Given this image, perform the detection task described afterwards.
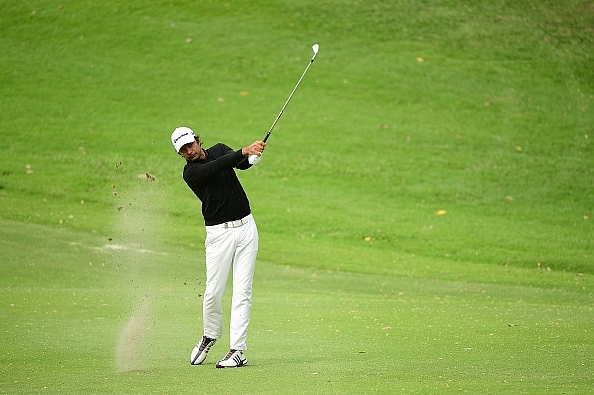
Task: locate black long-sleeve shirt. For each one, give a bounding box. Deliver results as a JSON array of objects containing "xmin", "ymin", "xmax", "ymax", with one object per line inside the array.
[{"xmin": 183, "ymin": 143, "xmax": 252, "ymax": 226}]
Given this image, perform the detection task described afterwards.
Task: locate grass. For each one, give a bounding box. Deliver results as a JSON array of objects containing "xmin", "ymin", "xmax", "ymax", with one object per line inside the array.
[
  {"xmin": 1, "ymin": 0, "xmax": 593, "ymax": 393},
  {"xmin": 2, "ymin": 220, "xmax": 592, "ymax": 394}
]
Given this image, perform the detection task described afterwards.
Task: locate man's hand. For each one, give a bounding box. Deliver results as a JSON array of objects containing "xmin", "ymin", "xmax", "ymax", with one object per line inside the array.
[{"xmin": 242, "ymin": 141, "xmax": 266, "ymax": 157}]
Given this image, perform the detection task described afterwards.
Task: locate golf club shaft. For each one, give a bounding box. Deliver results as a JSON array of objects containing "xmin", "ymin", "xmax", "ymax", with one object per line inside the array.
[{"xmin": 263, "ymin": 50, "xmax": 318, "ymax": 143}]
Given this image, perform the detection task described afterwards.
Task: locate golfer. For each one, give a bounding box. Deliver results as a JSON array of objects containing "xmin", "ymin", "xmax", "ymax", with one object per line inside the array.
[{"xmin": 171, "ymin": 126, "xmax": 265, "ymax": 368}]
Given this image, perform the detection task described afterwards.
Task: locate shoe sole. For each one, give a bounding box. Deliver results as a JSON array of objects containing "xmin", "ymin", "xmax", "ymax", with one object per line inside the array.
[
  {"xmin": 215, "ymin": 358, "xmax": 247, "ymax": 369},
  {"xmin": 215, "ymin": 363, "xmax": 247, "ymax": 368}
]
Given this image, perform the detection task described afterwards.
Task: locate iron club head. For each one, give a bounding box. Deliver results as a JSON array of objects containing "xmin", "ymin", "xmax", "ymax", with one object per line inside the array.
[{"xmin": 312, "ymin": 43, "xmax": 319, "ymax": 55}]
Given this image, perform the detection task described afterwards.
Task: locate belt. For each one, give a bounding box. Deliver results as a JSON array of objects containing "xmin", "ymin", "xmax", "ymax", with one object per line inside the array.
[{"xmin": 208, "ymin": 214, "xmax": 253, "ymax": 229}]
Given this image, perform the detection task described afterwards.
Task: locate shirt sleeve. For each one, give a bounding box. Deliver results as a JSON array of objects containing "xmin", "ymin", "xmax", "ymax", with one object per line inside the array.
[
  {"xmin": 235, "ymin": 156, "xmax": 252, "ymax": 170},
  {"xmin": 183, "ymin": 145, "xmax": 245, "ymax": 186}
]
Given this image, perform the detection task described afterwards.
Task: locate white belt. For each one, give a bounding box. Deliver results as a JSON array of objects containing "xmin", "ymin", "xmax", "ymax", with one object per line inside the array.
[{"xmin": 207, "ymin": 214, "xmax": 253, "ymax": 229}]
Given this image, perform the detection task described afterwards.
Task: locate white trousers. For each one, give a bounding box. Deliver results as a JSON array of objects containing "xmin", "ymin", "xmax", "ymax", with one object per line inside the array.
[{"xmin": 203, "ymin": 214, "xmax": 258, "ymax": 351}]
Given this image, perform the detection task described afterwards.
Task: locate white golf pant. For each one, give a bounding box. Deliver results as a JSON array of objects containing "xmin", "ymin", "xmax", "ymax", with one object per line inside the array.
[{"xmin": 203, "ymin": 214, "xmax": 258, "ymax": 351}]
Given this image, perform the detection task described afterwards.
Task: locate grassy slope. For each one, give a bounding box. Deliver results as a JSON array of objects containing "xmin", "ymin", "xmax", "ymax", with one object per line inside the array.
[
  {"xmin": 1, "ymin": 0, "xmax": 592, "ymax": 273},
  {"xmin": 1, "ymin": 0, "xmax": 593, "ymax": 393}
]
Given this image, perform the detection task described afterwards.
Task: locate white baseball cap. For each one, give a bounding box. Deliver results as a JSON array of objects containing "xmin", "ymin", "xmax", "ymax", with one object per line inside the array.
[{"xmin": 171, "ymin": 126, "xmax": 196, "ymax": 152}]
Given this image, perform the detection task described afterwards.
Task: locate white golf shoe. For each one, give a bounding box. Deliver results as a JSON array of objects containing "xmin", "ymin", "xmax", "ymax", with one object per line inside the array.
[
  {"xmin": 215, "ymin": 350, "xmax": 247, "ymax": 368},
  {"xmin": 190, "ymin": 336, "xmax": 217, "ymax": 365}
]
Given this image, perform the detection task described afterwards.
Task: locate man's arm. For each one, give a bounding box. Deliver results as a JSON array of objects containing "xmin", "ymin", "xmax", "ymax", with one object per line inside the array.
[
  {"xmin": 184, "ymin": 141, "xmax": 266, "ymax": 184},
  {"xmin": 184, "ymin": 145, "xmax": 243, "ymax": 185},
  {"xmin": 236, "ymin": 156, "xmax": 252, "ymax": 170}
]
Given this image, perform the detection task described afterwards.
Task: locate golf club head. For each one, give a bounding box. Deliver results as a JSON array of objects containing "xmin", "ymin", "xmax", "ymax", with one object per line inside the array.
[{"xmin": 312, "ymin": 44, "xmax": 319, "ymax": 55}]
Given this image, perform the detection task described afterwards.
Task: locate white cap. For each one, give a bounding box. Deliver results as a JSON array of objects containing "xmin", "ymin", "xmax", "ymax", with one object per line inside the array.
[{"xmin": 171, "ymin": 126, "xmax": 196, "ymax": 152}]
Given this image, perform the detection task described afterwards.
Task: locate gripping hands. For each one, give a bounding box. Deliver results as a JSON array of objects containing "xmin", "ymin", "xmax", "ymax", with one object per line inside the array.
[
  {"xmin": 248, "ymin": 154, "xmax": 262, "ymax": 164},
  {"xmin": 242, "ymin": 141, "xmax": 266, "ymax": 165}
]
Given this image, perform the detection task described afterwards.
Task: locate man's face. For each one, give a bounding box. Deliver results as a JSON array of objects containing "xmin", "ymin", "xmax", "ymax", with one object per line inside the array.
[{"xmin": 179, "ymin": 139, "xmax": 201, "ymax": 161}]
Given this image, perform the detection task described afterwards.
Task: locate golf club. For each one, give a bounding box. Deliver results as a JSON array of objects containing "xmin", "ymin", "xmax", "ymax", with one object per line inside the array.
[{"xmin": 248, "ymin": 43, "xmax": 319, "ymax": 164}]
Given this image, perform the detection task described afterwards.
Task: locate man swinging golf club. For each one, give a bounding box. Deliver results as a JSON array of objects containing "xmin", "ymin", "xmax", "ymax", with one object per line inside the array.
[
  {"xmin": 171, "ymin": 126, "xmax": 265, "ymax": 368},
  {"xmin": 172, "ymin": 43, "xmax": 318, "ymax": 368}
]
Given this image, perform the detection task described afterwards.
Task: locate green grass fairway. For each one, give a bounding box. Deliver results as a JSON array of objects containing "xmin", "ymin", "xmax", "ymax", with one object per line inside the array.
[
  {"xmin": 1, "ymin": 1, "xmax": 593, "ymax": 394},
  {"xmin": 2, "ymin": 220, "xmax": 592, "ymax": 394}
]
